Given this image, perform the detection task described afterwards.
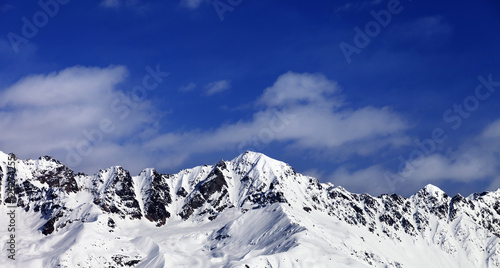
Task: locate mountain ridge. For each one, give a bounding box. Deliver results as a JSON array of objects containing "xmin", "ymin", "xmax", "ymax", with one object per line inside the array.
[{"xmin": 1, "ymin": 150, "xmax": 500, "ymax": 267}]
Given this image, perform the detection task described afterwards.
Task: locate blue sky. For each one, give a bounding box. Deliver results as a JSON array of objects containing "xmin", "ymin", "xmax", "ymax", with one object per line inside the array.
[{"xmin": 0, "ymin": 0, "xmax": 499, "ymax": 196}]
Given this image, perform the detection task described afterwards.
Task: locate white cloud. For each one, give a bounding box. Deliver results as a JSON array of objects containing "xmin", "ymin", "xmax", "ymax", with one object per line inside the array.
[
  {"xmin": 0, "ymin": 65, "xmax": 158, "ymax": 174},
  {"xmin": 402, "ymin": 154, "xmax": 493, "ymax": 182},
  {"xmin": 398, "ymin": 119, "xmax": 500, "ymax": 184},
  {"xmin": 337, "ymin": 118, "xmax": 500, "ymax": 195},
  {"xmin": 330, "ymin": 152, "xmax": 494, "ymax": 196},
  {"xmin": 0, "ymin": 69, "xmax": 412, "ymax": 180},
  {"xmin": 482, "ymin": 119, "xmax": 500, "ymax": 139},
  {"xmin": 331, "ymin": 165, "xmax": 389, "ymax": 194},
  {"xmin": 205, "ymin": 80, "xmax": 231, "ymax": 96},
  {"xmin": 0, "ymin": 66, "xmax": 125, "ymax": 107},
  {"xmin": 258, "ymin": 72, "xmax": 339, "ymax": 107},
  {"xmin": 146, "ymin": 72, "xmax": 409, "ymax": 170}
]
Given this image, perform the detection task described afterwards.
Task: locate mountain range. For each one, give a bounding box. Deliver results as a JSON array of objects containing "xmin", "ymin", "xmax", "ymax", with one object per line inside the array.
[{"xmin": 1, "ymin": 150, "xmax": 500, "ymax": 267}]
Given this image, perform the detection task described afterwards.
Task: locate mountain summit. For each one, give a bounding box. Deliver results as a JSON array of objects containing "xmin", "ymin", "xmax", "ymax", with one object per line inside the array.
[{"xmin": 1, "ymin": 151, "xmax": 500, "ymax": 267}]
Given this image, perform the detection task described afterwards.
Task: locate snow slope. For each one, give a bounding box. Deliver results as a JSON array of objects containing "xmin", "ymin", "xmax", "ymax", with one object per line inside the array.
[{"xmin": 1, "ymin": 151, "xmax": 500, "ymax": 267}]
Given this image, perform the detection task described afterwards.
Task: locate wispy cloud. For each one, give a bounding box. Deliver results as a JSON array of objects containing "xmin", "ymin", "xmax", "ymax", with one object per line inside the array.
[
  {"xmin": 146, "ymin": 72, "xmax": 409, "ymax": 169},
  {"xmin": 332, "ymin": 118, "xmax": 500, "ymax": 195},
  {"xmin": 389, "ymin": 16, "xmax": 453, "ymax": 48},
  {"xmin": 335, "ymin": 0, "xmax": 383, "ymax": 13},
  {"xmin": 179, "ymin": 0, "xmax": 205, "ymax": 9},
  {"xmin": 205, "ymin": 80, "xmax": 231, "ymax": 96},
  {"xmin": 101, "ymin": 0, "xmax": 121, "ymax": 8},
  {"xmin": 0, "ymin": 4, "xmax": 14, "ymax": 13},
  {"xmin": 0, "ymin": 38, "xmax": 37, "ymax": 61},
  {"xmin": 179, "ymin": 82, "xmax": 196, "ymax": 92},
  {"xmin": 331, "ymin": 165, "xmax": 389, "ymax": 194},
  {"xmin": 100, "ymin": 0, "xmax": 148, "ymax": 13},
  {"xmin": 0, "ymin": 69, "xmax": 411, "ymax": 178}
]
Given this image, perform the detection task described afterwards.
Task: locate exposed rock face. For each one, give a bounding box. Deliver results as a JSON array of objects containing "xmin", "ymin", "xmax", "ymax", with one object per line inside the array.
[
  {"xmin": 180, "ymin": 163, "xmax": 229, "ymax": 220},
  {"xmin": 142, "ymin": 169, "xmax": 172, "ymax": 226},
  {"xmin": 33, "ymin": 156, "xmax": 79, "ymax": 194},
  {"xmin": 89, "ymin": 167, "xmax": 142, "ymax": 220},
  {"xmin": 4, "ymin": 151, "xmax": 500, "ymax": 238}
]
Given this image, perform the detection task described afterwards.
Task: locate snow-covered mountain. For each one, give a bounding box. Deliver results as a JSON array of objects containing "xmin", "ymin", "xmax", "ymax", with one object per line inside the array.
[{"xmin": 1, "ymin": 150, "xmax": 500, "ymax": 267}]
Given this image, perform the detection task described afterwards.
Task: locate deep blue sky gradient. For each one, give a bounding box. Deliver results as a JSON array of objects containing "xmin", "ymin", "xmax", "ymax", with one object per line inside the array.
[{"xmin": 0, "ymin": 0, "xmax": 499, "ymax": 196}]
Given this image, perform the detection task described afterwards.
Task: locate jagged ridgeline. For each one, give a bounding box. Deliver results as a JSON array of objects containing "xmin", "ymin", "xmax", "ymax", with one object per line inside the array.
[{"xmin": 1, "ymin": 151, "xmax": 500, "ymax": 267}]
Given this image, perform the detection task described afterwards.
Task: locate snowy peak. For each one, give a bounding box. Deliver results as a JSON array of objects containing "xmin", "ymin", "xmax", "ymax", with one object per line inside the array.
[
  {"xmin": 231, "ymin": 150, "xmax": 267, "ymax": 164},
  {"xmin": 418, "ymin": 183, "xmax": 447, "ymax": 198},
  {"xmin": 230, "ymin": 151, "xmax": 296, "ymax": 179},
  {"xmin": 3, "ymin": 151, "xmax": 500, "ymax": 267},
  {"xmin": 0, "ymin": 150, "xmax": 12, "ymax": 163},
  {"xmin": 410, "ymin": 184, "xmax": 450, "ymax": 221}
]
